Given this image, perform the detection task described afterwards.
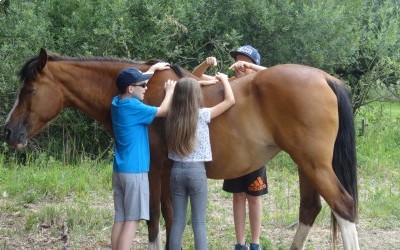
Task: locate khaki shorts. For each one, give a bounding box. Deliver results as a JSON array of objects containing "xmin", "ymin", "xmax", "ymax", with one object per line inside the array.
[{"xmin": 112, "ymin": 172, "xmax": 149, "ymax": 222}]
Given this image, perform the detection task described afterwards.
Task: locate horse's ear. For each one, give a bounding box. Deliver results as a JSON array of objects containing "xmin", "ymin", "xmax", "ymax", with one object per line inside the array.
[{"xmin": 39, "ymin": 48, "xmax": 48, "ymax": 70}]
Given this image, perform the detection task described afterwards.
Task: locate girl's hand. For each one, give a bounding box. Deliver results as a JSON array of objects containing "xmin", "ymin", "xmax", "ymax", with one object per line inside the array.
[{"xmin": 164, "ymin": 79, "xmax": 177, "ymax": 93}]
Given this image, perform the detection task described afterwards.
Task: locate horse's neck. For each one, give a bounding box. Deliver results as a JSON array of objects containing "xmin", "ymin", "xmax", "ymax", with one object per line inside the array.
[{"xmin": 51, "ymin": 61, "xmax": 149, "ymax": 132}]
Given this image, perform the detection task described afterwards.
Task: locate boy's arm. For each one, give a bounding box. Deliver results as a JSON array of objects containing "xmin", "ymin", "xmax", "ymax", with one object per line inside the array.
[
  {"xmin": 229, "ymin": 61, "xmax": 267, "ymax": 72},
  {"xmin": 192, "ymin": 57, "xmax": 217, "ymax": 78},
  {"xmin": 145, "ymin": 62, "xmax": 171, "ymax": 74}
]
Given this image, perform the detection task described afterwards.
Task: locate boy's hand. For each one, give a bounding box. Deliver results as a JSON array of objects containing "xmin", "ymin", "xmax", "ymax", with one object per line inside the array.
[
  {"xmin": 205, "ymin": 57, "xmax": 217, "ymax": 67},
  {"xmin": 229, "ymin": 61, "xmax": 249, "ymax": 72},
  {"xmin": 149, "ymin": 62, "xmax": 171, "ymax": 72}
]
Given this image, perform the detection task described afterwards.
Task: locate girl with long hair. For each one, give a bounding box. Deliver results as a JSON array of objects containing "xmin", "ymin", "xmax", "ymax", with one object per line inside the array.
[{"xmin": 166, "ymin": 73, "xmax": 235, "ymax": 250}]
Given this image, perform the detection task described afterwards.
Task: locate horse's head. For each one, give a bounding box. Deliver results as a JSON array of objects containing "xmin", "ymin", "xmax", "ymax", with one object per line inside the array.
[{"xmin": 4, "ymin": 48, "xmax": 64, "ymax": 149}]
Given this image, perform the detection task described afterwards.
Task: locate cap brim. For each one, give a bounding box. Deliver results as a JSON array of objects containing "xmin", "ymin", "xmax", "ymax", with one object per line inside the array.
[
  {"xmin": 229, "ymin": 51, "xmax": 256, "ymax": 64},
  {"xmin": 142, "ymin": 73, "xmax": 153, "ymax": 80},
  {"xmin": 229, "ymin": 51, "xmax": 241, "ymax": 59},
  {"xmin": 132, "ymin": 73, "xmax": 153, "ymax": 85}
]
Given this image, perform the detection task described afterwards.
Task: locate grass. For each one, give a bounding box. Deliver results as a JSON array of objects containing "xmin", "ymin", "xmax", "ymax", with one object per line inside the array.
[
  {"xmin": 0, "ymin": 158, "xmax": 113, "ymax": 249},
  {"xmin": 0, "ymin": 157, "xmax": 111, "ymax": 203},
  {"xmin": 355, "ymin": 101, "xmax": 400, "ymax": 228},
  {"xmin": 0, "ymin": 101, "xmax": 399, "ymax": 249}
]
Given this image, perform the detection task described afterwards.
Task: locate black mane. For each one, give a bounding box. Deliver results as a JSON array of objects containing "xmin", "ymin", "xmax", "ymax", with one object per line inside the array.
[
  {"xmin": 19, "ymin": 56, "xmax": 42, "ymax": 83},
  {"xmin": 170, "ymin": 65, "xmax": 185, "ymax": 78},
  {"xmin": 18, "ymin": 53, "xmax": 160, "ymax": 84}
]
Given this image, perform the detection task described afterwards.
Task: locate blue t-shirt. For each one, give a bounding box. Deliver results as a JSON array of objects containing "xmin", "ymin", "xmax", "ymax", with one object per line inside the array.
[{"xmin": 111, "ymin": 96, "xmax": 157, "ymax": 173}]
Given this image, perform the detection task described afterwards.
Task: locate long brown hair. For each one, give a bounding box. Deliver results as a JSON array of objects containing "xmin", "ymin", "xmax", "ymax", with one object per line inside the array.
[{"xmin": 165, "ymin": 78, "xmax": 203, "ymax": 156}]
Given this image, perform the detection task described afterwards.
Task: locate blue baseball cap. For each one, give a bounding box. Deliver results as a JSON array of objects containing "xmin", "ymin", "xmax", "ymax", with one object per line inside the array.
[
  {"xmin": 116, "ymin": 67, "xmax": 153, "ymax": 93},
  {"xmin": 230, "ymin": 45, "xmax": 261, "ymax": 65}
]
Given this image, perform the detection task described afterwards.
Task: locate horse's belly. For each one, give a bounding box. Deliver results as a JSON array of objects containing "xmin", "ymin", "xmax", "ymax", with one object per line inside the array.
[{"xmin": 205, "ymin": 145, "xmax": 280, "ymax": 179}]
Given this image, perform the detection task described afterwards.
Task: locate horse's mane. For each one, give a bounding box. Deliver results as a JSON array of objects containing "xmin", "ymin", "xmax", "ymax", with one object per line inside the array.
[
  {"xmin": 19, "ymin": 56, "xmax": 44, "ymax": 83},
  {"xmin": 170, "ymin": 65, "xmax": 185, "ymax": 78},
  {"xmin": 18, "ymin": 52, "xmax": 164, "ymax": 84}
]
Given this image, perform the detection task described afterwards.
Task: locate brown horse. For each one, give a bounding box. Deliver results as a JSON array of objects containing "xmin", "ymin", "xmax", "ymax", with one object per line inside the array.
[{"xmin": 4, "ymin": 49, "xmax": 359, "ymax": 249}]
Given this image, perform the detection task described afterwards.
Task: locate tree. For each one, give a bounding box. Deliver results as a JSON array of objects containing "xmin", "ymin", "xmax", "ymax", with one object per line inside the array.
[
  {"xmin": 1, "ymin": 0, "xmax": 399, "ymax": 159},
  {"xmin": 334, "ymin": 0, "xmax": 400, "ymax": 112}
]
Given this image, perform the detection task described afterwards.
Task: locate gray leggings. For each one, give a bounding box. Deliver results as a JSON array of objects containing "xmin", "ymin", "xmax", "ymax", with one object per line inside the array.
[{"xmin": 168, "ymin": 161, "xmax": 208, "ymax": 250}]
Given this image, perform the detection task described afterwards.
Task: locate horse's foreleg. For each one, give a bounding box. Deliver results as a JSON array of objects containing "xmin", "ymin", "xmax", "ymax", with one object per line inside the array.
[
  {"xmin": 148, "ymin": 166, "xmax": 162, "ymax": 250},
  {"xmin": 160, "ymin": 165, "xmax": 173, "ymax": 250},
  {"xmin": 290, "ymin": 170, "xmax": 322, "ymax": 250}
]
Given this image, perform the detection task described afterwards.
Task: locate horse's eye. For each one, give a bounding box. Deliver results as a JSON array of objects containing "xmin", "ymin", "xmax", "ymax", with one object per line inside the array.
[{"xmin": 22, "ymin": 87, "xmax": 36, "ymax": 94}]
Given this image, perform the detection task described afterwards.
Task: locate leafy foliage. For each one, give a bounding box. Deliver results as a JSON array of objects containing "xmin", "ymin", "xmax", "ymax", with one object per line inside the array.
[{"xmin": 1, "ymin": 0, "xmax": 399, "ymax": 159}]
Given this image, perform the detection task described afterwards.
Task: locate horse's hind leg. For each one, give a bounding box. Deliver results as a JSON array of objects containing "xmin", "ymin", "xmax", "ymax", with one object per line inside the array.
[
  {"xmin": 333, "ymin": 212, "xmax": 360, "ymax": 250},
  {"xmin": 297, "ymin": 160, "xmax": 359, "ymax": 250},
  {"xmin": 290, "ymin": 171, "xmax": 322, "ymax": 250}
]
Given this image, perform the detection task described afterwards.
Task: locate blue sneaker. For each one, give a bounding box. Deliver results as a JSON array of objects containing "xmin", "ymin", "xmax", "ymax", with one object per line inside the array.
[
  {"xmin": 234, "ymin": 243, "xmax": 248, "ymax": 250},
  {"xmin": 249, "ymin": 243, "xmax": 261, "ymax": 250}
]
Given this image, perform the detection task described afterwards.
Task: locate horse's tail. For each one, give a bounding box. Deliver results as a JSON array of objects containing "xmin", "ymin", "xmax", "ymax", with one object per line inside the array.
[{"xmin": 326, "ymin": 78, "xmax": 358, "ymax": 245}]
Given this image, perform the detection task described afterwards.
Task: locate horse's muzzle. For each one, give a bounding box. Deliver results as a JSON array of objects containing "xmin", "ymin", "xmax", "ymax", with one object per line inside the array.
[{"xmin": 3, "ymin": 123, "xmax": 28, "ymax": 150}]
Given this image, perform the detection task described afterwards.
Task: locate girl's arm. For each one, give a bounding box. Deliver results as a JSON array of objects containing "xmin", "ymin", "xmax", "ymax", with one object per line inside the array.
[
  {"xmin": 210, "ymin": 73, "xmax": 235, "ymax": 119},
  {"xmin": 198, "ymin": 79, "xmax": 218, "ymax": 85},
  {"xmin": 156, "ymin": 79, "xmax": 177, "ymax": 117}
]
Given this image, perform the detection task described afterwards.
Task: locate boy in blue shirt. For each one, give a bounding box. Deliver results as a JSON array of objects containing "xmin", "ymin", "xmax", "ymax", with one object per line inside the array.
[{"xmin": 110, "ymin": 63, "xmax": 176, "ymax": 250}]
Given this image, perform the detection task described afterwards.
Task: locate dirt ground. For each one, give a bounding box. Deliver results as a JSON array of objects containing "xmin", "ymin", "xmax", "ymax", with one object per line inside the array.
[
  {"xmin": 1, "ymin": 209, "xmax": 399, "ymax": 249},
  {"xmin": 1, "ymin": 179, "xmax": 399, "ymax": 250}
]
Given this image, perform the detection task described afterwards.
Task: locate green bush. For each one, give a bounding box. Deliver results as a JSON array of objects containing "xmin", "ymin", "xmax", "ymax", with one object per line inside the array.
[{"xmin": 1, "ymin": 0, "xmax": 399, "ymax": 161}]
